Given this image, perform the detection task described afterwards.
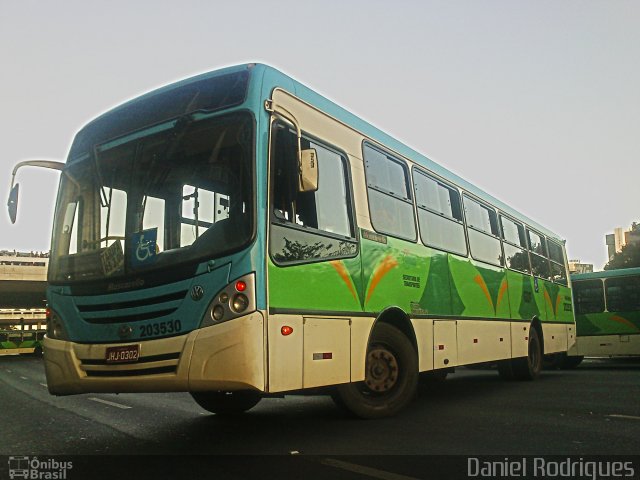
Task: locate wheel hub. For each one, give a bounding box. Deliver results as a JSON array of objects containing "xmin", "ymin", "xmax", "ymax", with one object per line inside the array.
[{"xmin": 365, "ymin": 347, "xmax": 399, "ymax": 393}]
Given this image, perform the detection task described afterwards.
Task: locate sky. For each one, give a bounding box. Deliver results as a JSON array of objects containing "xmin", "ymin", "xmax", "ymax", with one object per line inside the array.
[{"xmin": 0, "ymin": 0, "xmax": 638, "ymax": 270}]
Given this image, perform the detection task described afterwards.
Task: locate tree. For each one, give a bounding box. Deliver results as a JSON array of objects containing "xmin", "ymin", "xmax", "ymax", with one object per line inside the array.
[{"xmin": 604, "ymin": 241, "xmax": 640, "ymax": 270}]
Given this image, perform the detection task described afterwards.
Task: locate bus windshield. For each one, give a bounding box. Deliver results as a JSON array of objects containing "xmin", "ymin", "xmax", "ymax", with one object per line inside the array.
[{"xmin": 49, "ymin": 111, "xmax": 254, "ymax": 284}]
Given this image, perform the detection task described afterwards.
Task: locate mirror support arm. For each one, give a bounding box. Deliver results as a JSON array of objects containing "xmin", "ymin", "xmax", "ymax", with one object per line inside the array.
[
  {"xmin": 10, "ymin": 160, "xmax": 65, "ymax": 189},
  {"xmin": 8, "ymin": 159, "xmax": 65, "ymax": 224}
]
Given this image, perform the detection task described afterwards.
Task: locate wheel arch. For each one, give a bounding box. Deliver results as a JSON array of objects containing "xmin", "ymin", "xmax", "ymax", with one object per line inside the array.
[
  {"xmin": 370, "ymin": 307, "xmax": 418, "ymax": 353},
  {"xmin": 531, "ymin": 316, "xmax": 545, "ymax": 355}
]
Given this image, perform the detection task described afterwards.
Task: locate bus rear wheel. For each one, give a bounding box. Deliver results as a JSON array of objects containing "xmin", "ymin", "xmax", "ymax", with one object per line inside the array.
[
  {"xmin": 498, "ymin": 326, "xmax": 542, "ymax": 381},
  {"xmin": 333, "ymin": 323, "xmax": 418, "ymax": 419},
  {"xmin": 190, "ymin": 390, "xmax": 262, "ymax": 415},
  {"xmin": 513, "ymin": 326, "xmax": 542, "ymax": 380}
]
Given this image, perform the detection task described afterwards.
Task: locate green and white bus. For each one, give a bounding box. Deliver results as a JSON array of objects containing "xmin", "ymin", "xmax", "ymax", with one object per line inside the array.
[
  {"xmin": 0, "ymin": 325, "xmax": 45, "ymax": 356},
  {"xmin": 567, "ymin": 267, "xmax": 640, "ymax": 366},
  {"xmin": 8, "ymin": 64, "xmax": 575, "ymax": 417}
]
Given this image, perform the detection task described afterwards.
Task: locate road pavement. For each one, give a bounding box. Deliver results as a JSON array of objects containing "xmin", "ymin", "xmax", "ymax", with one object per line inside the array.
[{"xmin": 2, "ymin": 355, "xmax": 639, "ymax": 479}]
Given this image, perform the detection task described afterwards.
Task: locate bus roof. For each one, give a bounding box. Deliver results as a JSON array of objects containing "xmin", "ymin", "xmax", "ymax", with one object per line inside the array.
[{"xmin": 572, "ymin": 267, "xmax": 640, "ymax": 281}]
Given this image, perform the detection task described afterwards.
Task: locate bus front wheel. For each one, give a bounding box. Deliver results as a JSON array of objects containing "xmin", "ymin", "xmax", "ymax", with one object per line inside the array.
[
  {"xmin": 190, "ymin": 390, "xmax": 262, "ymax": 415},
  {"xmin": 333, "ymin": 323, "xmax": 418, "ymax": 419}
]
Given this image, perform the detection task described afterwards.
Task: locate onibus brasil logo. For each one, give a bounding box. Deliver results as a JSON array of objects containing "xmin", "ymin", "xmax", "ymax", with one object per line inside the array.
[{"xmin": 8, "ymin": 456, "xmax": 73, "ymax": 479}]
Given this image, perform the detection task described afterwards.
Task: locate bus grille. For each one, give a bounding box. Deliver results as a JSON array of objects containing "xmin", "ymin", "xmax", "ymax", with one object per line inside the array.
[
  {"xmin": 75, "ymin": 290, "xmax": 188, "ymax": 324},
  {"xmin": 80, "ymin": 351, "xmax": 181, "ymax": 377}
]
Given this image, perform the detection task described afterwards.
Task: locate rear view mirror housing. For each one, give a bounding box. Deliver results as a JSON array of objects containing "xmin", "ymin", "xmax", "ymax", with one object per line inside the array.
[
  {"xmin": 298, "ymin": 148, "xmax": 318, "ymax": 192},
  {"xmin": 7, "ymin": 183, "xmax": 19, "ymax": 224}
]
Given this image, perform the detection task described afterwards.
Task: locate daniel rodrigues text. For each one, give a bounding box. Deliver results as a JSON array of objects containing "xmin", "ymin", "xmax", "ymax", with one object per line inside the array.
[{"xmin": 468, "ymin": 457, "xmax": 635, "ymax": 480}]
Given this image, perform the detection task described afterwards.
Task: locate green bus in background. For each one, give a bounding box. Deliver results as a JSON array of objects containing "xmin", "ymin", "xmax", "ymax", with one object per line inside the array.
[
  {"xmin": 8, "ymin": 64, "xmax": 575, "ymax": 418},
  {"xmin": 0, "ymin": 326, "xmax": 45, "ymax": 356},
  {"xmin": 567, "ymin": 267, "xmax": 640, "ymax": 367}
]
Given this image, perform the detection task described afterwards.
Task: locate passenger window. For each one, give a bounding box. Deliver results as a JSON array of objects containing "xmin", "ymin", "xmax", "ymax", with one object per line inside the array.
[
  {"xmin": 414, "ymin": 171, "xmax": 466, "ymax": 255},
  {"xmin": 500, "ymin": 216, "xmax": 530, "ymax": 274},
  {"xmin": 527, "ymin": 229, "xmax": 551, "ymax": 279},
  {"xmin": 548, "ymin": 240, "xmax": 568, "ymax": 285},
  {"xmin": 464, "ymin": 196, "xmax": 500, "ymax": 237},
  {"xmin": 501, "ymin": 216, "xmax": 527, "ymax": 248},
  {"xmin": 527, "ymin": 230, "xmax": 547, "ymax": 256},
  {"xmin": 573, "ymin": 280, "xmax": 605, "ymax": 314},
  {"xmin": 605, "ymin": 276, "xmax": 640, "ymax": 312},
  {"xmin": 364, "ymin": 144, "xmax": 416, "ymax": 241},
  {"xmin": 464, "ymin": 196, "xmax": 503, "ymax": 266}
]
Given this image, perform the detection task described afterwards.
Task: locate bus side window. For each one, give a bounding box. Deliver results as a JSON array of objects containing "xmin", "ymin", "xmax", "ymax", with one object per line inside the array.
[
  {"xmin": 363, "ymin": 144, "xmax": 416, "ymax": 241},
  {"xmin": 547, "ymin": 240, "xmax": 568, "ymax": 286},
  {"xmin": 500, "ymin": 215, "xmax": 531, "ymax": 274},
  {"xmin": 270, "ymin": 123, "xmax": 356, "ymax": 264},
  {"xmin": 573, "ymin": 280, "xmax": 605, "ymax": 314},
  {"xmin": 527, "ymin": 229, "xmax": 552, "ymax": 280},
  {"xmin": 605, "ymin": 276, "xmax": 640, "ymax": 312},
  {"xmin": 463, "ymin": 195, "xmax": 503, "ymax": 266}
]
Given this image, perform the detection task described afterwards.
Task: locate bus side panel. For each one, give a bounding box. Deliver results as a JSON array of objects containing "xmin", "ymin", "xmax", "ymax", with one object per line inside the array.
[
  {"xmin": 411, "ymin": 318, "xmax": 434, "ymax": 372},
  {"xmin": 303, "ymin": 317, "xmax": 350, "ymax": 388},
  {"xmin": 575, "ymin": 334, "xmax": 640, "ymax": 357},
  {"xmin": 448, "ymin": 257, "xmax": 510, "ymax": 319},
  {"xmin": 511, "ymin": 322, "xmax": 530, "ymax": 358},
  {"xmin": 267, "ymin": 313, "xmax": 303, "ymax": 392},
  {"xmin": 457, "ymin": 320, "xmax": 511, "ymax": 365},
  {"xmin": 506, "ymin": 270, "xmax": 543, "ymax": 322},
  {"xmin": 576, "ymin": 311, "xmax": 640, "ymax": 337},
  {"xmin": 362, "ymin": 238, "xmax": 451, "ymax": 317},
  {"xmin": 433, "ymin": 320, "xmax": 457, "ymax": 369},
  {"xmin": 542, "ymin": 281, "xmax": 573, "ymax": 324},
  {"xmin": 268, "ymin": 257, "xmax": 363, "ymax": 314},
  {"xmin": 541, "ymin": 323, "xmax": 568, "ymax": 354}
]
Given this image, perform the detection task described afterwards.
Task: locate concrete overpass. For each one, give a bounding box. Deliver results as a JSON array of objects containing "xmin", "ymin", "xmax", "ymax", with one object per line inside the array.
[{"xmin": 0, "ymin": 253, "xmax": 47, "ymax": 310}]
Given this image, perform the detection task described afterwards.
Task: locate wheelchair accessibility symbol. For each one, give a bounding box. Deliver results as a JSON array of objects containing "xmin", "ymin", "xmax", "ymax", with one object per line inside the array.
[{"xmin": 130, "ymin": 228, "xmax": 157, "ymax": 267}]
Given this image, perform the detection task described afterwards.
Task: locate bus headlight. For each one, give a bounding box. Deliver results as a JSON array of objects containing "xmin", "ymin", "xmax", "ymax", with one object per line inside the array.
[
  {"xmin": 201, "ymin": 273, "xmax": 256, "ymax": 328},
  {"xmin": 212, "ymin": 305, "xmax": 225, "ymax": 321},
  {"xmin": 46, "ymin": 309, "xmax": 70, "ymax": 341},
  {"xmin": 232, "ymin": 294, "xmax": 249, "ymax": 313}
]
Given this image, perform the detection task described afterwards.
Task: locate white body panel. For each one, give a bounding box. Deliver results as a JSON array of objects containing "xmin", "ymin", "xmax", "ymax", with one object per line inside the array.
[
  {"xmin": 43, "ymin": 312, "xmax": 265, "ymax": 395},
  {"xmin": 541, "ymin": 323, "xmax": 569, "ymax": 354},
  {"xmin": 573, "ymin": 334, "xmax": 640, "ymax": 357}
]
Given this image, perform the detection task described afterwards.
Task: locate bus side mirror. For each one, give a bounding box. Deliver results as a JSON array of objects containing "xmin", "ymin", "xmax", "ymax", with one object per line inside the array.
[
  {"xmin": 298, "ymin": 148, "xmax": 318, "ymax": 193},
  {"xmin": 7, "ymin": 183, "xmax": 19, "ymax": 224}
]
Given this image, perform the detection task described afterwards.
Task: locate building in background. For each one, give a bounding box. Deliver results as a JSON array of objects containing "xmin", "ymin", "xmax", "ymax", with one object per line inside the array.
[
  {"xmin": 568, "ymin": 259, "xmax": 593, "ymax": 274},
  {"xmin": 606, "ymin": 222, "xmax": 640, "ymax": 260}
]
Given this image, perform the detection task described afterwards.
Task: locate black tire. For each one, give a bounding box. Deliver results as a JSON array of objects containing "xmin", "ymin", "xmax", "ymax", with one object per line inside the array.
[
  {"xmin": 333, "ymin": 323, "xmax": 418, "ymax": 419},
  {"xmin": 32, "ymin": 346, "xmax": 43, "ymax": 357},
  {"xmin": 190, "ymin": 390, "xmax": 262, "ymax": 415},
  {"xmin": 561, "ymin": 355, "xmax": 584, "ymax": 369},
  {"xmin": 498, "ymin": 326, "xmax": 542, "ymax": 381},
  {"xmin": 512, "ymin": 326, "xmax": 542, "ymax": 380}
]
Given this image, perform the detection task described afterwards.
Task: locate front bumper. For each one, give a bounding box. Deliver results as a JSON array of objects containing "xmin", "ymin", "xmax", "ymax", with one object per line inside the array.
[{"xmin": 43, "ymin": 311, "xmax": 265, "ymax": 395}]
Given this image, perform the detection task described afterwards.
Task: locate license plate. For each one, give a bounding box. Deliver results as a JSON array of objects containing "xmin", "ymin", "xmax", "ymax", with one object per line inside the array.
[{"xmin": 105, "ymin": 344, "xmax": 140, "ymax": 364}]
